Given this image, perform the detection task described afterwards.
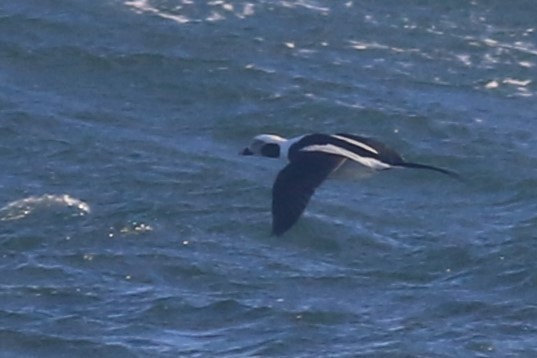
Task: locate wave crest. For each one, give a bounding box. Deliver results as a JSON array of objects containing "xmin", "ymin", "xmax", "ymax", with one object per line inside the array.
[
  {"xmin": 125, "ymin": 0, "xmax": 256, "ymax": 24},
  {"xmin": 0, "ymin": 194, "xmax": 91, "ymax": 221}
]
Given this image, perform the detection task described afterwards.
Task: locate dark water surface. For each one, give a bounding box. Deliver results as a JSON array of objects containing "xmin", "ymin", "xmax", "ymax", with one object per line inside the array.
[{"xmin": 1, "ymin": 1, "xmax": 537, "ymax": 356}]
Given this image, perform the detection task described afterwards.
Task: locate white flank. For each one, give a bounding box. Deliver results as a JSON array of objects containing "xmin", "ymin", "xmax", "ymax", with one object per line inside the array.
[
  {"xmin": 331, "ymin": 135, "xmax": 379, "ymax": 155},
  {"xmin": 301, "ymin": 144, "xmax": 390, "ymax": 170}
]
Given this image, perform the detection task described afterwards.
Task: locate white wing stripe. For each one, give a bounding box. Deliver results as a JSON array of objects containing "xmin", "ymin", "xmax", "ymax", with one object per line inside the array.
[
  {"xmin": 331, "ymin": 135, "xmax": 379, "ymax": 155},
  {"xmin": 300, "ymin": 144, "xmax": 390, "ymax": 170}
]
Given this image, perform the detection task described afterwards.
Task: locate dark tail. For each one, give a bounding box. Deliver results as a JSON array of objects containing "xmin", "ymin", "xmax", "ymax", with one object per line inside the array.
[{"xmin": 398, "ymin": 162, "xmax": 462, "ymax": 181}]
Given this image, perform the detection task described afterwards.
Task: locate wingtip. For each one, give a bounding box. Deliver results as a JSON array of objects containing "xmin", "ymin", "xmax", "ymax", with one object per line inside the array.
[{"xmin": 272, "ymin": 217, "xmax": 296, "ymax": 236}]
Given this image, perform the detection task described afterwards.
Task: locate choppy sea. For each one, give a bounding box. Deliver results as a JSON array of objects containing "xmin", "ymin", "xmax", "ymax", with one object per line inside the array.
[{"xmin": 1, "ymin": 1, "xmax": 537, "ymax": 356}]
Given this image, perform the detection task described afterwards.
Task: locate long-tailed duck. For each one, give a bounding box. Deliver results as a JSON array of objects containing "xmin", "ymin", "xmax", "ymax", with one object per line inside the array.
[{"xmin": 240, "ymin": 133, "xmax": 459, "ymax": 236}]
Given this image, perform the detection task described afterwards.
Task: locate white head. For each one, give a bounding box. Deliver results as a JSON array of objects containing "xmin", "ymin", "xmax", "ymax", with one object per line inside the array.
[{"xmin": 240, "ymin": 134, "xmax": 287, "ymax": 159}]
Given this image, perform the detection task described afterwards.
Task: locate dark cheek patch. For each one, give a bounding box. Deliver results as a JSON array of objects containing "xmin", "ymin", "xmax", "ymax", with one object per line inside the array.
[{"xmin": 261, "ymin": 143, "xmax": 280, "ymax": 158}]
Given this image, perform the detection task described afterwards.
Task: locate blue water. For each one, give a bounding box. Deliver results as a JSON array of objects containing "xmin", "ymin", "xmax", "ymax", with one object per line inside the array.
[{"xmin": 1, "ymin": 1, "xmax": 537, "ymax": 356}]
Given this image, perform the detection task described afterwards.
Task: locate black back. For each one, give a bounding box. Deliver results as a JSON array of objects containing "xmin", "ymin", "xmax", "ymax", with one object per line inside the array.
[
  {"xmin": 333, "ymin": 133, "xmax": 405, "ymax": 165},
  {"xmin": 287, "ymin": 133, "xmax": 406, "ymax": 165}
]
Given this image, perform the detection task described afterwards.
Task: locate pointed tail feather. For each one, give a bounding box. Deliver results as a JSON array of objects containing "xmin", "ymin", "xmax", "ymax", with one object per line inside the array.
[{"xmin": 398, "ymin": 162, "xmax": 462, "ymax": 180}]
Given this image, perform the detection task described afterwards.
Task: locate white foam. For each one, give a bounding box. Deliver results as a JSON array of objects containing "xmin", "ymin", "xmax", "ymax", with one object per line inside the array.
[
  {"xmin": 125, "ymin": 0, "xmax": 256, "ymax": 24},
  {"xmin": 125, "ymin": 0, "xmax": 190, "ymax": 24},
  {"xmin": 0, "ymin": 194, "xmax": 91, "ymax": 221}
]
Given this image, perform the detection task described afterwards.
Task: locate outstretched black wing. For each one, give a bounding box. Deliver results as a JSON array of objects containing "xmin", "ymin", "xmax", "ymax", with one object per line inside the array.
[{"xmin": 271, "ymin": 152, "xmax": 345, "ymax": 236}]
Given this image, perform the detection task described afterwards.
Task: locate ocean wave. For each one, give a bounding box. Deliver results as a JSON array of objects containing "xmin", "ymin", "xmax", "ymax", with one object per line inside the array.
[
  {"xmin": 0, "ymin": 194, "xmax": 91, "ymax": 221},
  {"xmin": 125, "ymin": 0, "xmax": 256, "ymax": 24}
]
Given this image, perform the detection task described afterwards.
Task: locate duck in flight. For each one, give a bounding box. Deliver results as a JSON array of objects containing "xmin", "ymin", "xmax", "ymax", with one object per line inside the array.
[{"xmin": 240, "ymin": 133, "xmax": 460, "ymax": 236}]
